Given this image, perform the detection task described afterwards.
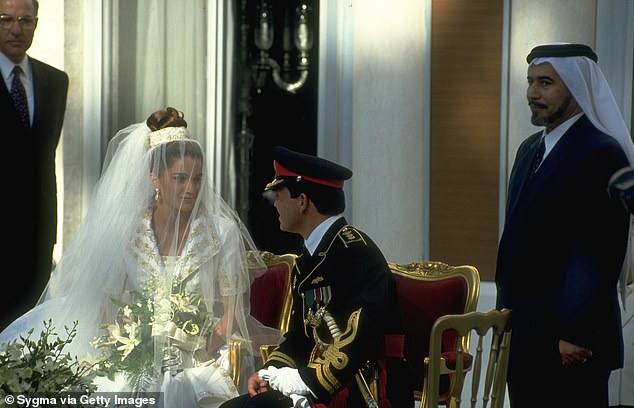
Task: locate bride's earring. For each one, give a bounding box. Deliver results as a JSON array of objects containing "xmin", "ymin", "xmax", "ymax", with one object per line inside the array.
[{"xmin": 154, "ymin": 188, "xmax": 161, "ymax": 202}]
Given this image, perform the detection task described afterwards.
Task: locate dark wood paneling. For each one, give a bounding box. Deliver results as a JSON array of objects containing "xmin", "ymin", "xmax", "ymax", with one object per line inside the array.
[{"xmin": 429, "ymin": 0, "xmax": 503, "ymax": 281}]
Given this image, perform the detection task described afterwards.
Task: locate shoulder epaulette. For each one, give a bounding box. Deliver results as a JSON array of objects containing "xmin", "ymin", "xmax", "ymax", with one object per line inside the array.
[{"xmin": 337, "ymin": 225, "xmax": 366, "ymax": 247}]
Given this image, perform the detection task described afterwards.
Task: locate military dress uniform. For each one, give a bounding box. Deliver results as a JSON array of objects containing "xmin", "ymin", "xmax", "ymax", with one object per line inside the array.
[{"xmin": 265, "ymin": 216, "xmax": 390, "ymax": 405}]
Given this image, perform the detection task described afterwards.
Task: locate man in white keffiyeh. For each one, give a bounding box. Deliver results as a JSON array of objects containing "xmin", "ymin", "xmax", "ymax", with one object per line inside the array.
[{"xmin": 495, "ymin": 43, "xmax": 634, "ymax": 408}]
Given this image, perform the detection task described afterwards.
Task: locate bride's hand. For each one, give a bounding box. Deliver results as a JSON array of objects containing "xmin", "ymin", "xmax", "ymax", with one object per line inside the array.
[
  {"xmin": 215, "ymin": 313, "xmax": 228, "ymax": 337},
  {"xmin": 205, "ymin": 313, "xmax": 230, "ymax": 354}
]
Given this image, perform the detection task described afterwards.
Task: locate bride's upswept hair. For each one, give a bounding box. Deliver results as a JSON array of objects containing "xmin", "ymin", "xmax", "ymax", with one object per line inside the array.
[
  {"xmin": 146, "ymin": 107, "xmax": 187, "ymax": 131},
  {"xmin": 146, "ymin": 108, "xmax": 202, "ymax": 176}
]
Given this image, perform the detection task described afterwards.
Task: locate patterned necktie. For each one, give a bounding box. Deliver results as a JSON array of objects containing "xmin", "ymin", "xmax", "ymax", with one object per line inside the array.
[
  {"xmin": 531, "ymin": 137, "xmax": 546, "ymax": 175},
  {"xmin": 11, "ymin": 66, "xmax": 30, "ymax": 128}
]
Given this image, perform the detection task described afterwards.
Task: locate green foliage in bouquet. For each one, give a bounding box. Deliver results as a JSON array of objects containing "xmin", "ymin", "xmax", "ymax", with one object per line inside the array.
[
  {"xmin": 91, "ymin": 279, "xmax": 210, "ymax": 392},
  {"xmin": 0, "ymin": 320, "xmax": 97, "ymax": 397},
  {"xmin": 91, "ymin": 291, "xmax": 156, "ymax": 392}
]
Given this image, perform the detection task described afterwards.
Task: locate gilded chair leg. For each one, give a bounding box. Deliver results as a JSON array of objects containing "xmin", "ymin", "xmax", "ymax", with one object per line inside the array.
[{"xmin": 229, "ymin": 340, "xmax": 242, "ymax": 391}]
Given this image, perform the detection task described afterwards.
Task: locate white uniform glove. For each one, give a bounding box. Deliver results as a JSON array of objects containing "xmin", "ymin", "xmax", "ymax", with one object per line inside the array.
[
  {"xmin": 258, "ymin": 367, "xmax": 272, "ymax": 381},
  {"xmin": 289, "ymin": 394, "xmax": 311, "ymax": 408},
  {"xmin": 263, "ymin": 366, "xmax": 313, "ymax": 397}
]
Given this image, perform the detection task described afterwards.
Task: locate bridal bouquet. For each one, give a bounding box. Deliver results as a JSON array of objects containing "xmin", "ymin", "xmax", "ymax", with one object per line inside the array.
[{"xmin": 91, "ymin": 278, "xmax": 210, "ymax": 391}]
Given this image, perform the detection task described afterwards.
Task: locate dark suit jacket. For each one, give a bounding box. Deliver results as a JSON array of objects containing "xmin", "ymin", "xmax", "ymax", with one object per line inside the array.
[
  {"xmin": 0, "ymin": 56, "xmax": 69, "ymax": 330},
  {"xmin": 495, "ymin": 115, "xmax": 628, "ymax": 388},
  {"xmin": 264, "ymin": 217, "xmax": 391, "ymax": 404}
]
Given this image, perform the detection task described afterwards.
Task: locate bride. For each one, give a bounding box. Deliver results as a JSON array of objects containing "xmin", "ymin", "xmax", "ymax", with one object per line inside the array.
[{"xmin": 0, "ymin": 107, "xmax": 280, "ymax": 407}]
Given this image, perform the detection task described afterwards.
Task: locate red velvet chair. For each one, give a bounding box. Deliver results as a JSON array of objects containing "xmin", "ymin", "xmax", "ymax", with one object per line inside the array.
[
  {"xmin": 249, "ymin": 251, "xmax": 295, "ymax": 333},
  {"xmin": 230, "ymin": 251, "xmax": 296, "ymax": 389},
  {"xmin": 317, "ymin": 261, "xmax": 480, "ymax": 408},
  {"xmin": 387, "ymin": 261, "xmax": 480, "ymax": 406}
]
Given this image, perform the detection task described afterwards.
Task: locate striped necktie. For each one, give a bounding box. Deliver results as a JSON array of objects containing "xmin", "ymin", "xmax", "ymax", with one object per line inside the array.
[{"xmin": 11, "ymin": 66, "xmax": 30, "ymax": 128}]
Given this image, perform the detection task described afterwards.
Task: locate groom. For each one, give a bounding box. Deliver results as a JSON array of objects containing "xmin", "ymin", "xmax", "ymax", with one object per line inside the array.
[{"xmin": 221, "ymin": 146, "xmax": 411, "ymax": 407}]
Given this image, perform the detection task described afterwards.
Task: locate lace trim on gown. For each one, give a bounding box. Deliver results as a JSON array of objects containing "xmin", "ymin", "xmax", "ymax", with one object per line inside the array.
[{"xmin": 124, "ymin": 211, "xmax": 239, "ymax": 406}]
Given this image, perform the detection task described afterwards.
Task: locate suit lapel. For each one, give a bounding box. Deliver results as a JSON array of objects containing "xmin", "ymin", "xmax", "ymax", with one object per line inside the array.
[
  {"xmin": 506, "ymin": 133, "xmax": 542, "ymax": 216},
  {"xmin": 508, "ymin": 117, "xmax": 588, "ymax": 219},
  {"xmin": 30, "ymin": 58, "xmax": 45, "ymax": 131}
]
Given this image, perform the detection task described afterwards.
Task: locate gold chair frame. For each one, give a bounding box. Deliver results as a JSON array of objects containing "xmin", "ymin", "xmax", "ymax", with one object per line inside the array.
[
  {"xmin": 389, "ymin": 260, "xmax": 480, "ymax": 313},
  {"xmin": 423, "ymin": 309, "xmax": 512, "ymax": 408},
  {"xmin": 381, "ymin": 261, "xmax": 481, "ymax": 405},
  {"xmin": 254, "ymin": 250, "xmax": 295, "ymax": 333}
]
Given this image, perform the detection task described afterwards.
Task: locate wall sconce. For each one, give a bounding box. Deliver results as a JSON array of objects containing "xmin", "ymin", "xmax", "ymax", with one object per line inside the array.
[
  {"xmin": 253, "ymin": 0, "xmax": 313, "ymax": 94},
  {"xmin": 235, "ymin": 0, "xmax": 315, "ymax": 223}
]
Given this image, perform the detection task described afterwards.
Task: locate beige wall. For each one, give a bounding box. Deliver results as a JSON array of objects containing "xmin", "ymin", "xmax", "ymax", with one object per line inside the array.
[
  {"xmin": 29, "ymin": 0, "xmax": 64, "ymax": 69},
  {"xmin": 350, "ymin": 0, "xmax": 428, "ymax": 264}
]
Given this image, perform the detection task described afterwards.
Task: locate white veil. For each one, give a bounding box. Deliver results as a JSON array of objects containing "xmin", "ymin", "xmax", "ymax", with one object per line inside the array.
[{"xmin": 0, "ymin": 115, "xmax": 281, "ymax": 396}]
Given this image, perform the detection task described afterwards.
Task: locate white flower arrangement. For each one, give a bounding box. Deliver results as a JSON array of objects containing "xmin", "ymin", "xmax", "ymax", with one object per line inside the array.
[
  {"xmin": 91, "ymin": 279, "xmax": 210, "ymax": 391},
  {"xmin": 0, "ymin": 320, "xmax": 97, "ymax": 397}
]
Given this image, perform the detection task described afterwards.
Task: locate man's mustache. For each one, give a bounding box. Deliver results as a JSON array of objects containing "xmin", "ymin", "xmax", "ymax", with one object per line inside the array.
[{"xmin": 528, "ymin": 101, "xmax": 547, "ymax": 109}]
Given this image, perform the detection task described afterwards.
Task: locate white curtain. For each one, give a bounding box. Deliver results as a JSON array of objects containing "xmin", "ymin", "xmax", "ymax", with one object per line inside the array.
[
  {"xmin": 130, "ymin": 0, "xmax": 236, "ymax": 205},
  {"xmin": 134, "ymin": 0, "xmax": 208, "ymax": 147}
]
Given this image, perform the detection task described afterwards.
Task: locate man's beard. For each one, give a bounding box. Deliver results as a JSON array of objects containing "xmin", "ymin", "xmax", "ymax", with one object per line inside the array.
[
  {"xmin": 530, "ymin": 110, "xmax": 549, "ymax": 127},
  {"xmin": 530, "ymin": 94, "xmax": 574, "ymax": 127}
]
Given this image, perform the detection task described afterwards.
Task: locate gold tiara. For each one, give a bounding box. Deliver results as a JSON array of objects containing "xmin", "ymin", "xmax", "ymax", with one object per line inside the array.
[{"xmin": 148, "ymin": 127, "xmax": 190, "ymax": 149}]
